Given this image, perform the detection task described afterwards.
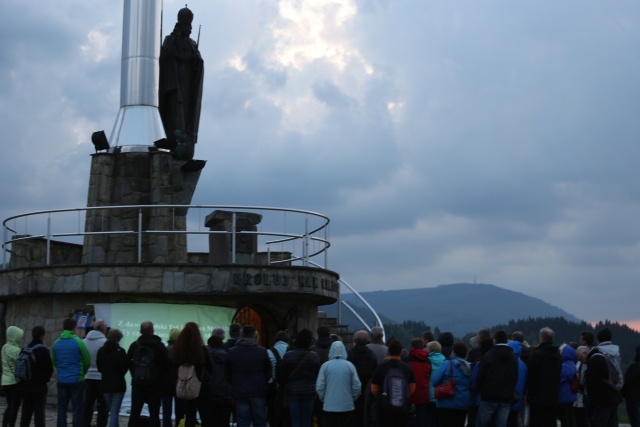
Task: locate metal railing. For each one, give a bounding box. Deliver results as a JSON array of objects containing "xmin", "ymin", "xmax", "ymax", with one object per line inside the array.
[
  {"xmin": 2, "ymin": 205, "xmax": 330, "ymax": 268},
  {"xmin": 2, "ymin": 204, "xmax": 383, "ymax": 335}
]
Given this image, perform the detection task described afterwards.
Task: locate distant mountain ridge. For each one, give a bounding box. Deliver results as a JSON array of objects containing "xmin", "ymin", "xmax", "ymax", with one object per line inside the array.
[{"xmin": 322, "ymin": 283, "xmax": 580, "ymax": 337}]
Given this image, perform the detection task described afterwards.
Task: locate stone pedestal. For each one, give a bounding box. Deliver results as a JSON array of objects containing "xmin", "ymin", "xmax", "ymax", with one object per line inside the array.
[
  {"xmin": 205, "ymin": 210, "xmax": 262, "ymax": 265},
  {"xmin": 82, "ymin": 151, "xmax": 204, "ymax": 264}
]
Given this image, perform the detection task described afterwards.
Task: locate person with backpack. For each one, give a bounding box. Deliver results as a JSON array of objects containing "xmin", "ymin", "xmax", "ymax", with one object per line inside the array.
[
  {"xmin": 208, "ymin": 335, "xmax": 231, "ymax": 427},
  {"xmin": 2, "ymin": 325, "xmax": 24, "ymax": 427},
  {"xmin": 169, "ymin": 322, "xmax": 212, "ymax": 427},
  {"xmin": 83, "ymin": 319, "xmax": 108, "ymax": 427},
  {"xmin": 52, "ymin": 318, "xmax": 91, "ymax": 427},
  {"xmin": 267, "ymin": 330, "xmax": 289, "ymax": 427},
  {"xmin": 15, "ymin": 325, "xmax": 53, "ymax": 427},
  {"xmin": 277, "ymin": 329, "xmax": 321, "ymax": 427},
  {"xmin": 316, "ymin": 340, "xmax": 362, "ymax": 427},
  {"xmin": 96, "ymin": 329, "xmax": 129, "ymax": 427},
  {"xmin": 586, "ymin": 328, "xmax": 624, "ymax": 427},
  {"xmin": 370, "ymin": 339, "xmax": 415, "ymax": 427},
  {"xmin": 126, "ymin": 321, "xmax": 168, "ymax": 427}
]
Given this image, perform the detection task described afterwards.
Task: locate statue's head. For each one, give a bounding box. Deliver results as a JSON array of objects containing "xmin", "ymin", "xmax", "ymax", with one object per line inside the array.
[
  {"xmin": 176, "ymin": 6, "xmax": 193, "ymax": 36},
  {"xmin": 178, "ymin": 7, "xmax": 194, "ymax": 24}
]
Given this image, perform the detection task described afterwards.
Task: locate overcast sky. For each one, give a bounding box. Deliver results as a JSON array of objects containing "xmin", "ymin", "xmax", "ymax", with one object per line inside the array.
[{"xmin": 1, "ymin": 0, "xmax": 639, "ymax": 327}]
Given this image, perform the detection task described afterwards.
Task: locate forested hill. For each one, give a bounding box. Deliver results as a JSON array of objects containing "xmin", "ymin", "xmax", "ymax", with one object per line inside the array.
[
  {"xmin": 325, "ymin": 283, "xmax": 579, "ymax": 337},
  {"xmin": 383, "ymin": 317, "xmax": 640, "ymax": 368}
]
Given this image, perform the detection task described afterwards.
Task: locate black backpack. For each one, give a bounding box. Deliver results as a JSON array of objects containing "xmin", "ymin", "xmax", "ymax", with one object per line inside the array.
[
  {"xmin": 132, "ymin": 345, "xmax": 156, "ymax": 386},
  {"xmin": 14, "ymin": 344, "xmax": 43, "ymax": 381},
  {"xmin": 381, "ymin": 361, "xmax": 409, "ymax": 412}
]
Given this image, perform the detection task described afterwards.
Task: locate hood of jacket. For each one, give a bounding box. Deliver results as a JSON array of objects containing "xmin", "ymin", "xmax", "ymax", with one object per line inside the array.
[
  {"xmin": 85, "ymin": 329, "xmax": 106, "ymax": 341},
  {"xmin": 561, "ymin": 345, "xmax": 577, "ymax": 363},
  {"xmin": 6, "ymin": 326, "xmax": 24, "ymax": 346},
  {"xmin": 596, "ymin": 342, "xmax": 620, "ymax": 358},
  {"xmin": 409, "ymin": 348, "xmax": 429, "ymax": 361},
  {"xmin": 59, "ymin": 330, "xmax": 78, "ymax": 340},
  {"xmin": 507, "ymin": 341, "xmax": 523, "ymax": 358},
  {"xmin": 452, "ymin": 356, "xmax": 473, "ymax": 376},
  {"xmin": 329, "ymin": 341, "xmax": 347, "ymax": 359}
]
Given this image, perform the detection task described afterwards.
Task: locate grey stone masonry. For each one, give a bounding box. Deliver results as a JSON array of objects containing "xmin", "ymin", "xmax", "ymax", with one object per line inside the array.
[{"xmin": 82, "ymin": 151, "xmax": 203, "ymax": 264}]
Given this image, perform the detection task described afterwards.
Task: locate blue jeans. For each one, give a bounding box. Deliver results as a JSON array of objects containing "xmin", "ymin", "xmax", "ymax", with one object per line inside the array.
[
  {"xmin": 57, "ymin": 382, "xmax": 85, "ymax": 427},
  {"xmin": 235, "ymin": 397, "xmax": 267, "ymax": 427},
  {"xmin": 476, "ymin": 401, "xmax": 510, "ymax": 427},
  {"xmin": 287, "ymin": 393, "xmax": 316, "ymax": 427},
  {"xmin": 103, "ymin": 393, "xmax": 124, "ymax": 427}
]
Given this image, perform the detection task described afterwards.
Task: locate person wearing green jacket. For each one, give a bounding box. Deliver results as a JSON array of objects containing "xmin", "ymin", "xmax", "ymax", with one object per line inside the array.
[
  {"xmin": 1, "ymin": 325, "xmax": 24, "ymax": 427},
  {"xmin": 52, "ymin": 318, "xmax": 90, "ymax": 427}
]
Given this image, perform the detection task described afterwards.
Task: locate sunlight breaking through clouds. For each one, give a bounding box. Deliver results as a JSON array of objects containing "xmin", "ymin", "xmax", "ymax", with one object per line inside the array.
[{"xmin": 271, "ymin": 0, "xmax": 360, "ymax": 71}]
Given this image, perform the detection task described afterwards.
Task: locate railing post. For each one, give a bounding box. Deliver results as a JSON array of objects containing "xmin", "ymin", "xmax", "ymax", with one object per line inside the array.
[
  {"xmin": 304, "ymin": 216, "xmax": 309, "ymax": 267},
  {"xmin": 231, "ymin": 212, "xmax": 236, "ymax": 264},
  {"xmin": 138, "ymin": 209, "xmax": 142, "ymax": 263},
  {"xmin": 46, "ymin": 215, "xmax": 51, "ymax": 266},
  {"xmin": 324, "ymin": 224, "xmax": 328, "ymax": 269},
  {"xmin": 2, "ymin": 224, "xmax": 7, "ymax": 268}
]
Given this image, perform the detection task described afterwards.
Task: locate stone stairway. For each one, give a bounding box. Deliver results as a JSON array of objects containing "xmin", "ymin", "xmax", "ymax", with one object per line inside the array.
[{"xmin": 318, "ymin": 311, "xmax": 353, "ymax": 346}]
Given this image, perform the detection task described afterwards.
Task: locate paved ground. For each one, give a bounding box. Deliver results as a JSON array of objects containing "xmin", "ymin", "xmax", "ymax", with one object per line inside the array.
[{"xmin": 0, "ymin": 400, "xmax": 130, "ymax": 427}]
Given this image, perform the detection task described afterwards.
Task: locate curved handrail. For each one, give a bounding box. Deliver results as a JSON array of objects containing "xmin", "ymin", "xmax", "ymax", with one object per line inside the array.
[
  {"xmin": 309, "ymin": 260, "xmax": 385, "ymax": 340},
  {"xmin": 2, "ymin": 205, "xmax": 330, "ymax": 268}
]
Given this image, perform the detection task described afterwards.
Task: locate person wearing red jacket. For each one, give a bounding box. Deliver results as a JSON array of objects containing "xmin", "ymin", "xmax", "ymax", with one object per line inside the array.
[{"xmin": 405, "ymin": 338, "xmax": 432, "ymax": 427}]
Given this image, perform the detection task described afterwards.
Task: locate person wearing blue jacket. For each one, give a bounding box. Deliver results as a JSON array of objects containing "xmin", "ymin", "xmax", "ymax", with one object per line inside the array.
[
  {"xmin": 558, "ymin": 345, "xmax": 577, "ymax": 427},
  {"xmin": 315, "ymin": 340, "xmax": 361, "ymax": 427},
  {"xmin": 432, "ymin": 342, "xmax": 473, "ymax": 427},
  {"xmin": 506, "ymin": 340, "xmax": 528, "ymax": 427},
  {"xmin": 52, "ymin": 318, "xmax": 91, "ymax": 427}
]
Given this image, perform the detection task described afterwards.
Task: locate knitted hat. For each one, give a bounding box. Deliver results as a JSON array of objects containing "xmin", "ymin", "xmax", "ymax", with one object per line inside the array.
[{"xmin": 169, "ymin": 328, "xmax": 181, "ymax": 342}]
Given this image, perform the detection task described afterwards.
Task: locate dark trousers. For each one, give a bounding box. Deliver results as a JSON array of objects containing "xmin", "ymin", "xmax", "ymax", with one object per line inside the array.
[
  {"xmin": 323, "ymin": 410, "xmax": 353, "ymax": 427},
  {"xmin": 210, "ymin": 401, "xmax": 232, "ymax": 427},
  {"xmin": 19, "ymin": 392, "xmax": 46, "ymax": 427},
  {"xmin": 529, "ymin": 404, "xmax": 559, "ymax": 427},
  {"xmin": 3, "ymin": 385, "xmax": 21, "ymax": 427},
  {"xmin": 83, "ymin": 379, "xmax": 107, "ymax": 427},
  {"xmin": 179, "ymin": 396, "xmax": 213, "ymax": 427},
  {"xmin": 128, "ymin": 386, "xmax": 161, "ymax": 427},
  {"xmin": 558, "ymin": 403, "xmax": 576, "ymax": 427},
  {"xmin": 438, "ymin": 408, "xmax": 468, "ymax": 427}
]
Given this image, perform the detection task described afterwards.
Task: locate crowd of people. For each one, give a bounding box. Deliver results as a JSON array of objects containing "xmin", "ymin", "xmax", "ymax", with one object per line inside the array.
[{"xmin": 1, "ymin": 320, "xmax": 640, "ymax": 427}]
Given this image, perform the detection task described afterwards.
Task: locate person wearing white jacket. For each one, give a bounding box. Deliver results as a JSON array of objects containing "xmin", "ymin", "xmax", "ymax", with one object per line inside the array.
[
  {"xmin": 82, "ymin": 320, "xmax": 107, "ymax": 427},
  {"xmin": 315, "ymin": 340, "xmax": 361, "ymax": 427}
]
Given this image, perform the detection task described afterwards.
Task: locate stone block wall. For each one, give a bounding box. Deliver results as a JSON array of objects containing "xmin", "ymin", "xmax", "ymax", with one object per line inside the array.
[{"xmin": 82, "ymin": 151, "xmax": 203, "ymax": 264}]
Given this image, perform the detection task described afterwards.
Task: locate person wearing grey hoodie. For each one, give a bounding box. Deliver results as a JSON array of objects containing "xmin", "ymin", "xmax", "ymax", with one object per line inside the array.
[
  {"xmin": 586, "ymin": 328, "xmax": 623, "ymax": 427},
  {"xmin": 1, "ymin": 325, "xmax": 24, "ymax": 427},
  {"xmin": 83, "ymin": 320, "xmax": 108, "ymax": 427},
  {"xmin": 315, "ymin": 340, "xmax": 361, "ymax": 427}
]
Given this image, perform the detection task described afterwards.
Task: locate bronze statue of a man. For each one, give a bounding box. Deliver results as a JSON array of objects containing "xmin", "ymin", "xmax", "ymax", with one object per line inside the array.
[{"xmin": 158, "ymin": 6, "xmax": 204, "ymax": 160}]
